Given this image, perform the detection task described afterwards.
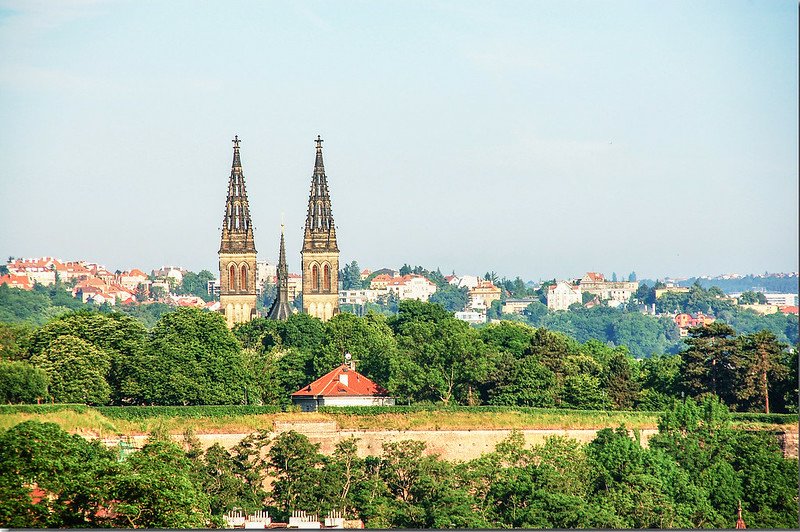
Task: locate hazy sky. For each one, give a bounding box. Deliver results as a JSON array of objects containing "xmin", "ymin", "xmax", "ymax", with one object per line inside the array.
[{"xmin": 1, "ymin": 0, "xmax": 797, "ymax": 282}]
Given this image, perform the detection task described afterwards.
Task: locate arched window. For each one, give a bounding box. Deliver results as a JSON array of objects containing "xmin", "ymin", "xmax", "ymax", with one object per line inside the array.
[
  {"xmin": 323, "ymin": 264, "xmax": 331, "ymax": 291},
  {"xmin": 311, "ymin": 264, "xmax": 319, "ymax": 292},
  {"xmin": 229, "ymin": 264, "xmax": 237, "ymax": 291},
  {"xmin": 240, "ymin": 265, "xmax": 248, "ymax": 291}
]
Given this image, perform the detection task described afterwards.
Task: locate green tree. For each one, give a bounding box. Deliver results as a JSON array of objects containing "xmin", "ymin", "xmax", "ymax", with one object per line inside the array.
[
  {"xmin": 111, "ymin": 439, "xmax": 211, "ymax": 528},
  {"xmin": 340, "ymin": 261, "xmax": 363, "ymax": 290},
  {"xmin": 601, "ymin": 350, "xmax": 640, "ymax": 409},
  {"xmin": 0, "ymin": 360, "xmax": 48, "ymax": 403},
  {"xmin": 30, "ymin": 335, "xmax": 111, "ymax": 404},
  {"xmin": 120, "ymin": 308, "xmax": 247, "ymax": 405},
  {"xmin": 267, "ymin": 431, "xmax": 333, "ymax": 520},
  {"xmin": 679, "ymin": 322, "xmax": 739, "ymax": 405},
  {"xmin": 734, "ymin": 330, "xmax": 789, "ymax": 413},
  {"xmin": 738, "ymin": 291, "xmax": 768, "ymax": 305},
  {"xmin": 0, "ymin": 421, "xmax": 119, "ymax": 527},
  {"xmin": 428, "ymin": 284, "xmax": 469, "ymax": 312}
]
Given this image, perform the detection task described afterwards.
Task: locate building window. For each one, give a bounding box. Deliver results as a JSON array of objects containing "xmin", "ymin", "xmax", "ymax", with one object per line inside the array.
[
  {"xmin": 229, "ymin": 264, "xmax": 237, "ymax": 291},
  {"xmin": 241, "ymin": 265, "xmax": 248, "ymax": 291},
  {"xmin": 323, "ymin": 264, "xmax": 331, "ymax": 291},
  {"xmin": 312, "ymin": 264, "xmax": 319, "ymax": 292}
]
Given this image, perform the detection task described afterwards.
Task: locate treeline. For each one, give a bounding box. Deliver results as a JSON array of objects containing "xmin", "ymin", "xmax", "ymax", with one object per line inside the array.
[
  {"xmin": 1, "ymin": 397, "xmax": 797, "ymax": 528},
  {"xmin": 1, "ymin": 300, "xmax": 796, "ymax": 413}
]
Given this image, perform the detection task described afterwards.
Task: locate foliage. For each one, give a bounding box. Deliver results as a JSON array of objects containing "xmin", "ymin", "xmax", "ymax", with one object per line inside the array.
[
  {"xmin": 119, "ymin": 308, "xmax": 247, "ymax": 405},
  {"xmin": 428, "ymin": 283, "xmax": 468, "ymax": 312},
  {"xmin": 0, "ymin": 360, "xmax": 48, "ymax": 404},
  {"xmin": 30, "ymin": 335, "xmax": 112, "ymax": 405},
  {"xmin": 339, "ymin": 261, "xmax": 364, "ymax": 290}
]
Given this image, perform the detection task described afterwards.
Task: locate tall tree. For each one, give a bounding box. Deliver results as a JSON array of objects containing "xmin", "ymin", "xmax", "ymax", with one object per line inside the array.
[
  {"xmin": 734, "ymin": 331, "xmax": 788, "ymax": 413},
  {"xmin": 679, "ymin": 322, "xmax": 738, "ymax": 404}
]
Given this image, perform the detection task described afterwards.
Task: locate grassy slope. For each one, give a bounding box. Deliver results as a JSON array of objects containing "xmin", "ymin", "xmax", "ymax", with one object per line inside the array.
[{"xmin": 0, "ymin": 406, "xmax": 794, "ymax": 438}]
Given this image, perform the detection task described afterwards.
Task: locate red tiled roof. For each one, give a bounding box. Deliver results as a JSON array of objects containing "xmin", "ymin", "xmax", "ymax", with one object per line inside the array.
[
  {"xmin": 292, "ymin": 364, "xmax": 390, "ymax": 397},
  {"xmin": 780, "ymin": 306, "xmax": 799, "ymax": 315},
  {"xmin": 126, "ymin": 268, "xmax": 148, "ymax": 278},
  {"xmin": 584, "ymin": 272, "xmax": 604, "ymax": 282},
  {"xmin": 0, "ymin": 273, "xmax": 31, "ymax": 289}
]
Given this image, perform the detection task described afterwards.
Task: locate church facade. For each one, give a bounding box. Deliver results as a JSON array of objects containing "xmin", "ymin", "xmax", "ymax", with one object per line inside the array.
[
  {"xmin": 216, "ymin": 134, "xmax": 340, "ymax": 325},
  {"xmin": 218, "ymin": 136, "xmax": 258, "ymax": 328}
]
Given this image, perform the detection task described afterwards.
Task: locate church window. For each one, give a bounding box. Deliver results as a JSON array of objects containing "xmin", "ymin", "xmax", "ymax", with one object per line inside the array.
[
  {"xmin": 312, "ymin": 264, "xmax": 319, "ymax": 292},
  {"xmin": 229, "ymin": 265, "xmax": 237, "ymax": 291},
  {"xmin": 323, "ymin": 264, "xmax": 331, "ymax": 291},
  {"xmin": 241, "ymin": 265, "xmax": 248, "ymax": 291}
]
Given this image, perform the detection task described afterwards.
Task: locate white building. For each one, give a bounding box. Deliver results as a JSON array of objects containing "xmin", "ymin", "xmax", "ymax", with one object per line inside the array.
[
  {"xmin": 339, "ymin": 289, "xmax": 382, "ymax": 306},
  {"xmin": 455, "ymin": 310, "xmax": 486, "ymax": 325},
  {"xmin": 547, "ymin": 281, "xmax": 582, "ymax": 311},
  {"xmin": 502, "ymin": 298, "xmax": 539, "ymax": 315},
  {"xmin": 385, "ymin": 274, "xmax": 437, "ymax": 301},
  {"xmin": 291, "ymin": 364, "xmax": 395, "ymax": 412},
  {"xmin": 447, "ymin": 274, "xmax": 480, "ymax": 290},
  {"xmin": 256, "ymin": 260, "xmax": 277, "ymax": 291}
]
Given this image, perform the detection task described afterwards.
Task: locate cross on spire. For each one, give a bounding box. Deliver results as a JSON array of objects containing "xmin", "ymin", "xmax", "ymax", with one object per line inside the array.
[
  {"xmin": 232, "ymin": 135, "xmax": 241, "ymax": 149},
  {"xmin": 315, "ymin": 135, "xmax": 323, "ymax": 149}
]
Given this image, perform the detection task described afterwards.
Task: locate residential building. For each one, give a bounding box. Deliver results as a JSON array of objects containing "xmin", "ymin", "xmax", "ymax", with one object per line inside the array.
[
  {"xmin": 117, "ymin": 269, "xmax": 149, "ymax": 291},
  {"xmin": 218, "ymin": 136, "xmax": 258, "ymax": 328},
  {"xmin": 339, "ymin": 289, "xmax": 381, "ymax": 306},
  {"xmin": 468, "ymin": 280, "xmax": 501, "ymax": 311},
  {"xmin": 547, "ymin": 281, "xmax": 582, "ymax": 311},
  {"xmin": 447, "ymin": 274, "xmax": 480, "ymax": 290},
  {"xmin": 385, "ymin": 274, "xmax": 437, "ymax": 301},
  {"xmin": 369, "ymin": 274, "xmax": 393, "ymax": 290},
  {"xmin": 359, "ymin": 269, "xmax": 372, "ymax": 281},
  {"xmin": 455, "ymin": 310, "xmax": 486, "ymax": 325},
  {"xmin": 256, "ymin": 260, "xmax": 277, "ymax": 291},
  {"xmin": 291, "ymin": 363, "xmax": 395, "ymax": 412},
  {"xmin": 674, "ymin": 312, "xmax": 716, "ymax": 337},
  {"xmin": 301, "ymin": 136, "xmax": 339, "ymax": 321},
  {"xmin": 287, "ymin": 273, "xmax": 303, "ymax": 302},
  {"xmin": 502, "ymin": 298, "xmax": 539, "ymax": 315},
  {"xmin": 7, "ymin": 257, "xmax": 60, "ymax": 286},
  {"xmin": 739, "ymin": 304, "xmax": 779, "ymax": 315},
  {"xmin": 577, "ymin": 272, "xmax": 636, "ymax": 303},
  {"xmin": 0, "ymin": 273, "xmax": 31, "ymax": 290},
  {"xmin": 655, "ymin": 286, "xmax": 690, "ymax": 298}
]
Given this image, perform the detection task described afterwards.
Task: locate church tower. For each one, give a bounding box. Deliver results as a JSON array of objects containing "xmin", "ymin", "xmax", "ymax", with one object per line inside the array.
[
  {"xmin": 267, "ymin": 223, "xmax": 293, "ymax": 320},
  {"xmin": 301, "ymin": 135, "xmax": 339, "ymax": 321},
  {"xmin": 218, "ymin": 135, "xmax": 258, "ymax": 328}
]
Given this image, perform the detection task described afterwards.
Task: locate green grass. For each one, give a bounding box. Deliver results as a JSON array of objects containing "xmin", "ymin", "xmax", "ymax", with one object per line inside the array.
[{"xmin": 0, "ymin": 404, "xmax": 795, "ymax": 436}]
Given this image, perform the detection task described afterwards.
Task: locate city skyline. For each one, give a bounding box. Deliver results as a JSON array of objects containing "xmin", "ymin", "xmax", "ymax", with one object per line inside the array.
[{"xmin": 1, "ymin": 1, "xmax": 797, "ymax": 281}]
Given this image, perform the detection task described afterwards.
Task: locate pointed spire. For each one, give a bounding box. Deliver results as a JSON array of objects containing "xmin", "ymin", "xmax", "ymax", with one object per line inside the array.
[
  {"xmin": 220, "ymin": 135, "xmax": 256, "ymax": 254},
  {"xmin": 303, "ymin": 135, "xmax": 338, "ymax": 252},
  {"xmin": 735, "ymin": 501, "xmax": 746, "ymax": 529},
  {"xmin": 267, "ymin": 222, "xmax": 292, "ymax": 320}
]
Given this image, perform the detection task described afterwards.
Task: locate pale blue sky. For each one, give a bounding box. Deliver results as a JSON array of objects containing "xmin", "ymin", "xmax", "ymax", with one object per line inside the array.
[{"xmin": 0, "ymin": 0, "xmax": 797, "ymax": 281}]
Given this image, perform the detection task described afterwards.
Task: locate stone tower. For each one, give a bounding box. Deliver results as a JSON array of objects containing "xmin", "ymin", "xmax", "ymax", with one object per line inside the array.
[
  {"xmin": 301, "ymin": 135, "xmax": 339, "ymax": 321},
  {"xmin": 218, "ymin": 135, "xmax": 258, "ymax": 328},
  {"xmin": 267, "ymin": 223, "xmax": 293, "ymax": 320}
]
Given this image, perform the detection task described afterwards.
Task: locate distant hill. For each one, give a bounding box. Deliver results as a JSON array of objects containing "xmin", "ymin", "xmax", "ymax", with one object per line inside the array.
[{"xmin": 640, "ymin": 274, "xmax": 798, "ymax": 295}]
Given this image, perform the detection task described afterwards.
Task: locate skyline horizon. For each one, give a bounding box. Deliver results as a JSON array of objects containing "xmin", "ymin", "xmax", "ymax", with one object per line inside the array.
[{"xmin": 1, "ymin": 1, "xmax": 797, "ymax": 281}]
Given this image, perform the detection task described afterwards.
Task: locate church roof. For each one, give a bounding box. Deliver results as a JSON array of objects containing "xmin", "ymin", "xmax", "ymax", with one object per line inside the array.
[{"xmin": 292, "ymin": 364, "xmax": 390, "ymax": 398}]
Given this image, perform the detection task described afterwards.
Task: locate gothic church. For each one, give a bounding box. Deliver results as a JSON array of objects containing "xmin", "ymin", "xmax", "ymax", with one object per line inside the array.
[{"xmin": 217, "ymin": 135, "xmax": 340, "ymax": 327}]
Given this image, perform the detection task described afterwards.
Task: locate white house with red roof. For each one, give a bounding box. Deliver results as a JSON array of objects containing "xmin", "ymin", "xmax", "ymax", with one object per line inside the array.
[
  {"xmin": 118, "ymin": 269, "xmax": 149, "ymax": 291},
  {"xmin": 385, "ymin": 274, "xmax": 437, "ymax": 302},
  {"xmin": 547, "ymin": 281, "xmax": 582, "ymax": 311},
  {"xmin": 291, "ymin": 363, "xmax": 395, "ymax": 412}
]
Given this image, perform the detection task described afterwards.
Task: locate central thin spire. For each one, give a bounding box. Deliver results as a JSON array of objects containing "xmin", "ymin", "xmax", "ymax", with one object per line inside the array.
[{"xmin": 267, "ymin": 222, "xmax": 292, "ymax": 320}]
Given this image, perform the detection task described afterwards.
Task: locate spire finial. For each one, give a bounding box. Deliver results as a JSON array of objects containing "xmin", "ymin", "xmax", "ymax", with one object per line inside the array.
[
  {"xmin": 281, "ymin": 212, "xmax": 285, "ymax": 233},
  {"xmin": 315, "ymin": 135, "xmax": 323, "ymax": 149},
  {"xmin": 232, "ymin": 135, "xmax": 241, "ymax": 149}
]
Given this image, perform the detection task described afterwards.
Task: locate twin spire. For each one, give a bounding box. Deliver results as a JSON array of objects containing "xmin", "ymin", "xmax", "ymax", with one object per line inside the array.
[
  {"xmin": 219, "ymin": 135, "xmax": 256, "ymax": 254},
  {"xmin": 222, "ymin": 134, "xmax": 337, "ymax": 320}
]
